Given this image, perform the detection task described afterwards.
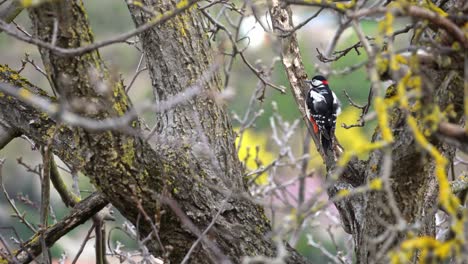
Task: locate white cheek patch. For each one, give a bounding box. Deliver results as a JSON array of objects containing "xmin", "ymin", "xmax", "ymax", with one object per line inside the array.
[
  {"xmin": 311, "ymin": 79, "xmax": 322, "ymax": 87},
  {"xmin": 310, "ymin": 90, "xmax": 326, "ymax": 102}
]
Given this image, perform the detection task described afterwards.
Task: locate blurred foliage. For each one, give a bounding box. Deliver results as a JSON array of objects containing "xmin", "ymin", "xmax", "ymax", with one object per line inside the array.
[
  {"xmin": 335, "ymin": 108, "xmax": 370, "ymax": 154},
  {"xmin": 235, "ymin": 129, "xmax": 275, "ymax": 185}
]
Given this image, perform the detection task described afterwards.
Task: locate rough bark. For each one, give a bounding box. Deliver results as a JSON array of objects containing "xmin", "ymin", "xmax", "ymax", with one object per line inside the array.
[
  {"xmin": 269, "ymin": 0, "xmax": 465, "ymax": 263},
  {"xmin": 2, "ymin": 0, "xmax": 462, "ymax": 262},
  {"xmin": 0, "ymin": 0, "xmax": 307, "ymax": 263},
  {"xmin": 125, "ymin": 1, "xmax": 306, "ymax": 262},
  {"xmin": 13, "ymin": 193, "xmax": 108, "ymax": 263}
]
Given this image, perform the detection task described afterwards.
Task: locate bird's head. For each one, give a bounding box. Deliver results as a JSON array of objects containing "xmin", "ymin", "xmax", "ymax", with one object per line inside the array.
[{"xmin": 306, "ymin": 75, "xmax": 329, "ymax": 88}]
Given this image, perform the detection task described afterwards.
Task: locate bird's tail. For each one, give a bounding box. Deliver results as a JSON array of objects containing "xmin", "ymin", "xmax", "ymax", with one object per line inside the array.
[
  {"xmin": 320, "ymin": 129, "xmax": 333, "ymax": 153},
  {"xmin": 321, "ymin": 136, "xmax": 332, "ymax": 152}
]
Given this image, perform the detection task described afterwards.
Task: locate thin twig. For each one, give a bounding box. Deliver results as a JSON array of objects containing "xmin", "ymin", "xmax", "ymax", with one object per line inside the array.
[
  {"xmin": 181, "ymin": 198, "xmax": 229, "ymax": 264},
  {"xmin": 161, "ymin": 196, "xmax": 231, "ymax": 264},
  {"xmin": 278, "ymin": 7, "xmax": 325, "ymax": 37},
  {"xmin": 126, "ymin": 53, "xmax": 148, "ymax": 93},
  {"xmin": 71, "ymin": 223, "xmax": 95, "ymax": 264},
  {"xmin": 0, "ymin": 234, "xmax": 20, "ymax": 264},
  {"xmin": 341, "ymin": 87, "xmax": 373, "ymax": 129},
  {"xmin": 0, "ymin": 159, "xmax": 37, "ymax": 232},
  {"xmin": 200, "ymin": 8, "xmax": 286, "ymax": 94},
  {"xmin": 0, "ymin": 0, "xmax": 199, "ymax": 56},
  {"xmin": 40, "ymin": 146, "xmax": 52, "ymax": 264}
]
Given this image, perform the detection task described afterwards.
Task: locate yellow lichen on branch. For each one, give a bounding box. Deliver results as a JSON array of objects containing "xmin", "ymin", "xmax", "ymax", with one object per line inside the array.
[
  {"xmin": 386, "ymin": 37, "xmax": 464, "ymax": 263},
  {"xmin": 369, "ymin": 178, "xmax": 383, "ymax": 190},
  {"xmin": 351, "ymin": 4, "xmax": 466, "ymax": 261},
  {"xmin": 375, "ymin": 97, "xmax": 394, "ymax": 142},
  {"xmin": 303, "ymin": 0, "xmax": 356, "ymax": 10},
  {"xmin": 407, "ymin": 116, "xmax": 460, "ymax": 215},
  {"xmin": 393, "ymin": 62, "xmax": 458, "ymax": 215},
  {"xmin": 390, "ymin": 236, "xmax": 458, "ymax": 263},
  {"xmin": 331, "ymin": 178, "xmax": 383, "ymax": 203},
  {"xmin": 388, "ymin": 108, "xmax": 464, "ymax": 263}
]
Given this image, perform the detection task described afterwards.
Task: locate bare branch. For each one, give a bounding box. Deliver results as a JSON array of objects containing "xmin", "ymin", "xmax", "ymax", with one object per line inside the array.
[
  {"xmin": 200, "ymin": 8, "xmax": 286, "ymax": 94},
  {"xmin": 341, "ymin": 86, "xmax": 373, "ymax": 129},
  {"xmin": 0, "ymin": 64, "xmax": 217, "ymax": 132},
  {"xmin": 0, "ymin": 0, "xmax": 199, "ymax": 56},
  {"xmin": 0, "ymin": 159, "xmax": 37, "ymax": 233},
  {"xmin": 50, "ymin": 158, "xmax": 80, "ymax": 207},
  {"xmin": 39, "ymin": 146, "xmax": 52, "ymax": 264},
  {"xmin": 93, "ymin": 217, "xmax": 107, "ymax": 264},
  {"xmin": 0, "ymin": 0, "xmax": 22, "ymax": 25},
  {"xmin": 10, "ymin": 192, "xmax": 108, "ymax": 263},
  {"xmin": 317, "ymin": 37, "xmax": 373, "ymax": 63},
  {"xmin": 0, "ymin": 123, "xmax": 19, "ymax": 150},
  {"xmin": 71, "ymin": 223, "xmax": 95, "ymax": 264},
  {"xmin": 278, "ymin": 7, "xmax": 325, "ymax": 37},
  {"xmin": 349, "ymin": 6, "xmax": 468, "ymax": 48},
  {"xmin": 438, "ymin": 122, "xmax": 468, "ymax": 153},
  {"xmin": 161, "ymin": 196, "xmax": 231, "ymax": 264}
]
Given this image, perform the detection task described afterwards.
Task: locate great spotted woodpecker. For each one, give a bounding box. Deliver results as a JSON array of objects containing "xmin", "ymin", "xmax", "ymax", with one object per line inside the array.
[{"xmin": 305, "ymin": 75, "xmax": 341, "ymax": 152}]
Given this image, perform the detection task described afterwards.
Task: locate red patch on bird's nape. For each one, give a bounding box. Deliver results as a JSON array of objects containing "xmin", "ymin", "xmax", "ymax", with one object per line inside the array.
[{"xmin": 322, "ymin": 80, "xmax": 328, "ymax": 85}]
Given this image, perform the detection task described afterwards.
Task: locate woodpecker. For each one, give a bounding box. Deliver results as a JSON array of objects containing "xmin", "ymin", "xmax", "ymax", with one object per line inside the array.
[{"xmin": 305, "ymin": 75, "xmax": 341, "ymax": 152}]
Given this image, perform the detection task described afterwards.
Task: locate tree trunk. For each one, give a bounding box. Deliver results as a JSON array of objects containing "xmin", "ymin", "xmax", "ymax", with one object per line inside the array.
[
  {"xmin": 2, "ymin": 0, "xmax": 464, "ymax": 263},
  {"xmin": 0, "ymin": 0, "xmax": 308, "ymax": 263},
  {"xmin": 269, "ymin": 0, "xmax": 466, "ymax": 262}
]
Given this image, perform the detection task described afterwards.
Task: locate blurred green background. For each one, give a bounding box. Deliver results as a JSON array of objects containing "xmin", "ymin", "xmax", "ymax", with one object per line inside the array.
[{"xmin": 0, "ymin": 0, "xmax": 410, "ymax": 262}]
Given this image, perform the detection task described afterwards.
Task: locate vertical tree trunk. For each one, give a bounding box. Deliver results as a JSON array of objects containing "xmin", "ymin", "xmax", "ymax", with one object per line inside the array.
[
  {"xmin": 125, "ymin": 1, "xmax": 308, "ymax": 262},
  {"xmin": 127, "ymin": 0, "xmax": 244, "ymax": 191}
]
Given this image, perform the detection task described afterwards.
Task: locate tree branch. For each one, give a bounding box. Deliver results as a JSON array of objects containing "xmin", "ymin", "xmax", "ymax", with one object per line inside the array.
[
  {"xmin": 0, "ymin": 0, "xmax": 23, "ymax": 25},
  {"xmin": 0, "ymin": 0, "xmax": 199, "ymax": 56},
  {"xmin": 0, "ymin": 122, "xmax": 19, "ymax": 149},
  {"xmin": 438, "ymin": 122, "xmax": 468, "ymax": 153},
  {"xmin": 450, "ymin": 178, "xmax": 468, "ymax": 195},
  {"xmin": 50, "ymin": 158, "xmax": 81, "ymax": 208},
  {"xmin": 39, "ymin": 146, "xmax": 52, "ymax": 263},
  {"xmin": 268, "ymin": 0, "xmax": 328, "ymax": 163},
  {"xmin": 11, "ymin": 192, "xmax": 108, "ymax": 263},
  {"xmin": 349, "ymin": 6, "xmax": 467, "ymax": 48}
]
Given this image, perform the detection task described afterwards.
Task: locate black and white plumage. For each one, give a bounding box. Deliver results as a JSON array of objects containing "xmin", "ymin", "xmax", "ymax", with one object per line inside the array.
[{"xmin": 304, "ymin": 75, "xmax": 341, "ymax": 152}]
